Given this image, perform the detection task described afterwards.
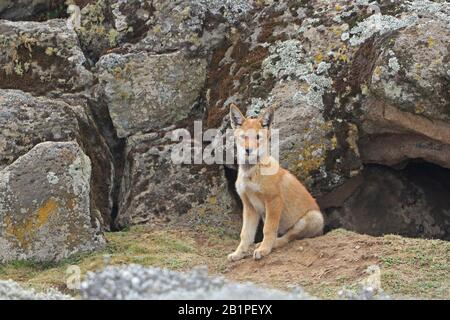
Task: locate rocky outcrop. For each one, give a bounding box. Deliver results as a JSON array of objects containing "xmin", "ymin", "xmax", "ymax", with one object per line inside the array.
[
  {"xmin": 0, "ymin": 0, "xmax": 449, "ymax": 252},
  {"xmin": 204, "ymin": 0, "xmax": 450, "ymax": 239},
  {"xmin": 0, "ymin": 89, "xmax": 115, "ymax": 228},
  {"xmin": 0, "ymin": 89, "xmax": 80, "ymax": 169},
  {"xmin": 89, "ymin": 0, "xmax": 253, "ymax": 229},
  {"xmin": 75, "ymin": 0, "xmax": 253, "ymax": 63},
  {"xmin": 0, "ymin": 19, "xmax": 92, "ymax": 96},
  {"xmin": 95, "ymin": 51, "xmax": 207, "ymax": 138},
  {"xmin": 115, "ymin": 131, "xmax": 238, "ymax": 232},
  {"xmin": 369, "ymin": 18, "xmax": 450, "ymax": 122},
  {"xmin": 127, "ymin": 0, "xmax": 253, "ymax": 55},
  {"xmin": 0, "ymin": 141, "xmax": 105, "ymax": 263},
  {"xmin": 58, "ymin": 1, "xmax": 450, "ymax": 239}
]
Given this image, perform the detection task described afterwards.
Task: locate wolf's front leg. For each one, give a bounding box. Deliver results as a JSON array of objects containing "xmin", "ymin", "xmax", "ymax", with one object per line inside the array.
[
  {"xmin": 228, "ymin": 199, "xmax": 259, "ymax": 262},
  {"xmin": 253, "ymin": 197, "xmax": 282, "ymax": 260}
]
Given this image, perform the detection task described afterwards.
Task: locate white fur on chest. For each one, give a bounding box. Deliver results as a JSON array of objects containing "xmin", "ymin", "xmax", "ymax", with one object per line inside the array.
[{"xmin": 235, "ymin": 178, "xmax": 265, "ymax": 215}]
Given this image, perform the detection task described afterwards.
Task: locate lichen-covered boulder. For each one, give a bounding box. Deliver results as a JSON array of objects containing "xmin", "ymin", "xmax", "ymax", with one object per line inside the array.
[
  {"xmin": 112, "ymin": 0, "xmax": 253, "ymax": 54},
  {"xmin": 75, "ymin": 0, "xmax": 252, "ymax": 64},
  {"xmin": 0, "ymin": 89, "xmax": 115, "ymax": 229},
  {"xmin": 0, "ymin": 19, "xmax": 92, "ymax": 96},
  {"xmin": 0, "ymin": 141, "xmax": 105, "ymax": 263},
  {"xmin": 115, "ymin": 131, "xmax": 238, "ymax": 233},
  {"xmin": 95, "ymin": 51, "xmax": 207, "ymax": 138},
  {"xmin": 369, "ymin": 18, "xmax": 450, "ymax": 121},
  {"xmin": 0, "ymin": 89, "xmax": 79, "ymax": 169}
]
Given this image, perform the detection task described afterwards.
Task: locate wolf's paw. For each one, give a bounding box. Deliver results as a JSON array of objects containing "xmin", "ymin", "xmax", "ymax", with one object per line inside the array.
[
  {"xmin": 253, "ymin": 247, "xmax": 271, "ymax": 260},
  {"xmin": 227, "ymin": 251, "xmax": 245, "ymax": 262}
]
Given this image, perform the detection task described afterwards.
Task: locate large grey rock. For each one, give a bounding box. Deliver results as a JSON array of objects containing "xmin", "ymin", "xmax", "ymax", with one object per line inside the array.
[
  {"xmin": 0, "ymin": 19, "xmax": 92, "ymax": 96},
  {"xmin": 0, "ymin": 280, "xmax": 71, "ymax": 300},
  {"xmin": 111, "ymin": 0, "xmax": 253, "ymax": 54},
  {"xmin": 95, "ymin": 51, "xmax": 207, "ymax": 138},
  {"xmin": 81, "ymin": 264, "xmax": 311, "ymax": 300},
  {"xmin": 370, "ymin": 18, "xmax": 450, "ymax": 122},
  {"xmin": 0, "ymin": 141, "xmax": 105, "ymax": 263},
  {"xmin": 0, "ymin": 90, "xmax": 79, "ymax": 169},
  {"xmin": 0, "ymin": 89, "xmax": 115, "ymax": 228},
  {"xmin": 115, "ymin": 131, "xmax": 238, "ymax": 232}
]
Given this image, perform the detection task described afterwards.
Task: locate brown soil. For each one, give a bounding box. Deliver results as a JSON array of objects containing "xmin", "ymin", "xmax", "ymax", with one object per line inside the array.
[{"xmin": 223, "ymin": 230, "xmax": 381, "ymax": 291}]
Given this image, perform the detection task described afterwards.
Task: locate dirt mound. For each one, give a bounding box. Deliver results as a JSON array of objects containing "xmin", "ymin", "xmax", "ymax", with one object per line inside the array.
[
  {"xmin": 225, "ymin": 230, "xmax": 380, "ymax": 290},
  {"xmin": 223, "ymin": 229, "xmax": 449, "ymax": 299}
]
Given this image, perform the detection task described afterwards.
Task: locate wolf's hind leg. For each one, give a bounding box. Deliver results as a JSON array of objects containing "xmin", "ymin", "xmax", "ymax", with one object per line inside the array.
[{"xmin": 273, "ymin": 210, "xmax": 324, "ymax": 249}]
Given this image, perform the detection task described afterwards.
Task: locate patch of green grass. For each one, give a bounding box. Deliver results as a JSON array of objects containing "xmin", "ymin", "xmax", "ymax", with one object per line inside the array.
[
  {"xmin": 0, "ymin": 225, "xmax": 237, "ymax": 293},
  {"xmin": 378, "ymin": 236, "xmax": 450, "ymax": 299}
]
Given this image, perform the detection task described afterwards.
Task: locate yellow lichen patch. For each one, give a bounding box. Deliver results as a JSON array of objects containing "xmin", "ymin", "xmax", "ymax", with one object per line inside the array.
[
  {"xmin": 180, "ymin": 6, "xmax": 191, "ymax": 18},
  {"xmin": 314, "ymin": 52, "xmax": 323, "ymax": 64},
  {"xmin": 290, "ymin": 141, "xmax": 327, "ymax": 182},
  {"xmin": 93, "ymin": 25, "xmax": 106, "ymax": 35},
  {"xmin": 108, "ymin": 28, "xmax": 119, "ymax": 47},
  {"xmin": 286, "ymin": 121, "xmax": 335, "ymax": 182},
  {"xmin": 1, "ymin": 32, "xmax": 38, "ymax": 77},
  {"xmin": 152, "ymin": 25, "xmax": 162, "ymax": 33},
  {"xmin": 299, "ymin": 82, "xmax": 311, "ymax": 94},
  {"xmin": 45, "ymin": 47, "xmax": 57, "ymax": 56},
  {"xmin": 209, "ymin": 196, "xmax": 217, "ymax": 205},
  {"xmin": 298, "ymin": 144, "xmax": 324, "ymax": 171},
  {"xmin": 331, "ymin": 26, "xmax": 343, "ymax": 37},
  {"xmin": 427, "ymin": 36, "xmax": 434, "ymax": 48},
  {"xmin": 17, "ymin": 33, "xmax": 37, "ymax": 52},
  {"xmin": 113, "ymin": 66, "xmax": 123, "ymax": 80},
  {"xmin": 415, "ymin": 104, "xmax": 425, "ymax": 114},
  {"xmin": 320, "ymin": 120, "xmax": 334, "ymax": 132},
  {"xmin": 346, "ymin": 123, "xmax": 360, "ymax": 156},
  {"xmin": 360, "ymin": 84, "xmax": 369, "ymax": 95},
  {"xmin": 187, "ymin": 33, "xmax": 201, "ymax": 47},
  {"xmin": 373, "ymin": 65, "xmax": 382, "ymax": 77},
  {"xmin": 36, "ymin": 199, "xmax": 57, "ymax": 226},
  {"xmin": 334, "ymin": 45, "xmax": 348, "ymax": 63},
  {"xmin": 331, "ymin": 135, "xmax": 338, "ymax": 150},
  {"xmin": 338, "ymin": 53, "xmax": 348, "ymax": 63},
  {"xmin": 3, "ymin": 199, "xmax": 59, "ymax": 248}
]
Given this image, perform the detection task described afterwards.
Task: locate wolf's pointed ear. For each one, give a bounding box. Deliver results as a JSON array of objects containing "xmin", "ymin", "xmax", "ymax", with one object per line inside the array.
[
  {"xmin": 229, "ymin": 104, "xmax": 245, "ymax": 129},
  {"xmin": 260, "ymin": 107, "xmax": 274, "ymax": 129}
]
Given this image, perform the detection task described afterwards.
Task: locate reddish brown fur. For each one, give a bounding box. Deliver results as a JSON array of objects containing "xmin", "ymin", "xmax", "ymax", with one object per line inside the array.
[{"xmin": 228, "ymin": 104, "xmax": 324, "ymax": 261}]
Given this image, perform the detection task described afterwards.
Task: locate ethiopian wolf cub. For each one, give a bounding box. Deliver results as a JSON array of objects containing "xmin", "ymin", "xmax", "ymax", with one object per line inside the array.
[{"xmin": 228, "ymin": 104, "xmax": 324, "ymax": 261}]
